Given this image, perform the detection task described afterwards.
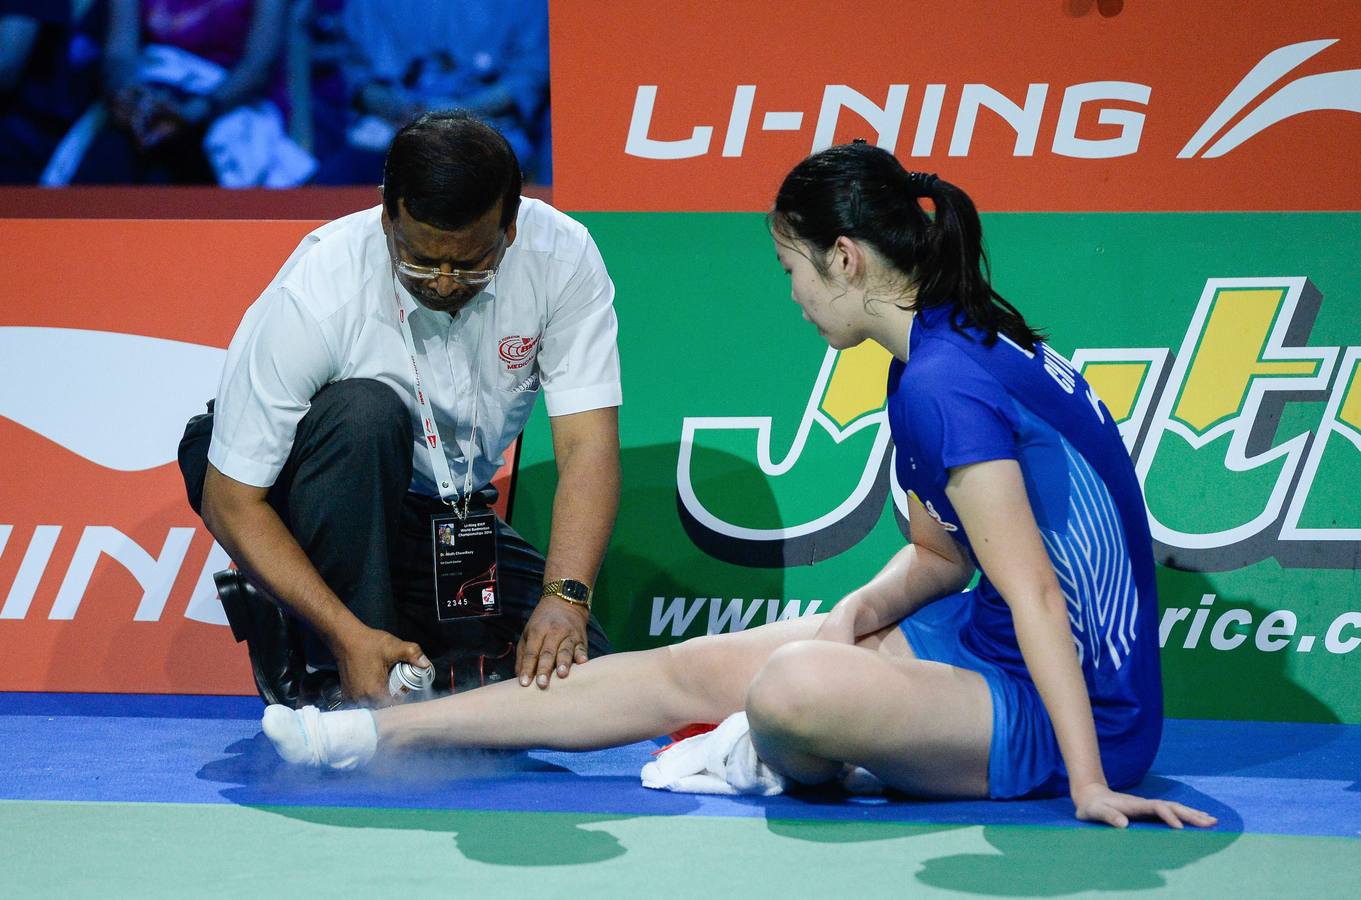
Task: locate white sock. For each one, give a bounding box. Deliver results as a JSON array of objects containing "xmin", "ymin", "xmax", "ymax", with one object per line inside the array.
[{"xmin": 261, "ymin": 705, "xmax": 378, "ymax": 771}]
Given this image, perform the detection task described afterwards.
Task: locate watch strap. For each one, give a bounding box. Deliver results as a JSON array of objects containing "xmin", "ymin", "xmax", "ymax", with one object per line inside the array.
[{"xmin": 541, "ymin": 578, "xmax": 592, "ymax": 609}]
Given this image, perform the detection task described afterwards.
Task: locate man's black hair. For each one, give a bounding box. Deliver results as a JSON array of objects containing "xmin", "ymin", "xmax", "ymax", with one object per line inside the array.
[{"xmin": 382, "ymin": 110, "xmax": 522, "ymax": 231}]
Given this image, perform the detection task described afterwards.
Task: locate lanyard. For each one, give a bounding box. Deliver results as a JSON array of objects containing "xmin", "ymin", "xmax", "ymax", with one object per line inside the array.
[{"xmin": 391, "ymin": 275, "xmax": 484, "ymax": 519}]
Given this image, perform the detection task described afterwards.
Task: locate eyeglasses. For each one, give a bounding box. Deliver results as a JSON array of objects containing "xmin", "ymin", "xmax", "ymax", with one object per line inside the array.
[{"xmin": 388, "ymin": 233, "xmax": 507, "ymax": 288}]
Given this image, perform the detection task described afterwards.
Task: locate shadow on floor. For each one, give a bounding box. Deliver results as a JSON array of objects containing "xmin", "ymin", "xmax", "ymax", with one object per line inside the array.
[
  {"xmin": 914, "ymin": 814, "xmax": 1240, "ymax": 896},
  {"xmin": 194, "ymin": 733, "xmax": 702, "ymax": 867},
  {"xmin": 262, "ymin": 804, "xmax": 638, "ymax": 867},
  {"xmin": 769, "ymin": 776, "xmax": 1241, "ymax": 894}
]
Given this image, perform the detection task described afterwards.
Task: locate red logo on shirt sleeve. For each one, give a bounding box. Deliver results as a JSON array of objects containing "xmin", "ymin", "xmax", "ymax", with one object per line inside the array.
[{"xmin": 498, "ymin": 335, "xmax": 539, "ymax": 369}]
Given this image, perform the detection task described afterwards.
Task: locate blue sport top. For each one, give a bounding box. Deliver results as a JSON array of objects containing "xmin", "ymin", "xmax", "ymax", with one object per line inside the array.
[{"xmin": 887, "ymin": 303, "xmax": 1162, "ymax": 769}]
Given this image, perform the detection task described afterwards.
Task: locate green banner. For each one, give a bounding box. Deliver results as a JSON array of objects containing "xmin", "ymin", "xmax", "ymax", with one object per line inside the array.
[{"xmin": 511, "ymin": 212, "xmax": 1361, "ymax": 724}]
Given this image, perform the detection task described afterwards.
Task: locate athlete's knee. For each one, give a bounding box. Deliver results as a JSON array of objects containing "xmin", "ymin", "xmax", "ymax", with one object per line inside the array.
[{"xmin": 745, "ymin": 641, "xmax": 840, "ymax": 740}]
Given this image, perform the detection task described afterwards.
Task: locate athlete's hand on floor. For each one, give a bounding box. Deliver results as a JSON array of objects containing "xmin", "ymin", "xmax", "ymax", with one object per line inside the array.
[
  {"xmin": 518, "ymin": 595, "xmax": 590, "ymax": 688},
  {"xmin": 335, "ymin": 625, "xmax": 429, "ymax": 707},
  {"xmin": 1072, "ymin": 783, "xmax": 1218, "ymax": 829}
]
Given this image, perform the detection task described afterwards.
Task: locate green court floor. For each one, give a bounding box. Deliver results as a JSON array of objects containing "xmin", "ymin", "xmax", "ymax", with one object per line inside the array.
[{"xmin": 4, "ymin": 800, "xmax": 1358, "ymax": 898}]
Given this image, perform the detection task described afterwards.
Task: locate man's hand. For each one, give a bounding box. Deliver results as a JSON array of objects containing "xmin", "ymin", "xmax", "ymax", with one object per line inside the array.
[
  {"xmin": 1072, "ymin": 782, "xmax": 1218, "ymax": 829},
  {"xmin": 516, "ymin": 595, "xmax": 590, "ymax": 688},
  {"xmin": 334, "ymin": 624, "xmax": 429, "ymax": 707}
]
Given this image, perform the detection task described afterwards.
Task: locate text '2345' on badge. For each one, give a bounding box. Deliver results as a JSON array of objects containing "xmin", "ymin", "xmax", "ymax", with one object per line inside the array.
[{"xmin": 432, "ymin": 511, "xmax": 500, "ymax": 621}]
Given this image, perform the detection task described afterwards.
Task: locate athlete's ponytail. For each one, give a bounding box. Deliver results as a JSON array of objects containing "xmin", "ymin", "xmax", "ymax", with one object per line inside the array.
[{"xmin": 771, "ymin": 142, "xmax": 1045, "ymax": 350}]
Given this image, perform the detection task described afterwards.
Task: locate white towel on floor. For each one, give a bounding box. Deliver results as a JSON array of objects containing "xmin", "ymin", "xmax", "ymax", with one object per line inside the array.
[{"xmin": 641, "ymin": 711, "xmax": 789, "ymax": 796}]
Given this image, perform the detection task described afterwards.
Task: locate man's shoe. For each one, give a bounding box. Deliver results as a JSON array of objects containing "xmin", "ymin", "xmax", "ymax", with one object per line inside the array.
[
  {"xmin": 437, "ymin": 641, "xmax": 516, "ymax": 694},
  {"xmin": 214, "ymin": 569, "xmax": 305, "ymax": 708},
  {"xmin": 299, "ymin": 667, "xmax": 346, "ymax": 711}
]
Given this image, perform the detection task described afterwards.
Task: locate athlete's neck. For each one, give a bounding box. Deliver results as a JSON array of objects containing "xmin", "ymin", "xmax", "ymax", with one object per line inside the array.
[{"xmin": 867, "ymin": 306, "xmax": 916, "ymax": 363}]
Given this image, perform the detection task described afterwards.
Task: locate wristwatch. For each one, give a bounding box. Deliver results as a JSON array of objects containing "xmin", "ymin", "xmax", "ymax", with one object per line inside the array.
[{"xmin": 541, "ymin": 578, "xmax": 592, "ymax": 610}]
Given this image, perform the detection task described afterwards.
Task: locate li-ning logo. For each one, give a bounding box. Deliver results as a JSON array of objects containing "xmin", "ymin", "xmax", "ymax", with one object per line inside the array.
[
  {"xmin": 0, "ymin": 326, "xmax": 232, "ymax": 626},
  {"xmin": 1179, "ymin": 39, "xmax": 1361, "ymax": 159},
  {"xmin": 498, "ymin": 335, "xmax": 539, "ymax": 370},
  {"xmin": 0, "ymin": 325, "xmax": 523, "ymax": 636},
  {"xmin": 627, "ymin": 40, "xmax": 1358, "ymax": 161},
  {"xmin": 677, "ymin": 277, "xmax": 1360, "ymax": 572},
  {"xmin": 0, "ymin": 327, "xmax": 224, "ymax": 472}
]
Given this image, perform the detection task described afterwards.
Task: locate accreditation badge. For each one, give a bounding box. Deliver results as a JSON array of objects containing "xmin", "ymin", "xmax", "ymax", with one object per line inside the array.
[{"xmin": 431, "ymin": 510, "xmax": 500, "ymax": 621}]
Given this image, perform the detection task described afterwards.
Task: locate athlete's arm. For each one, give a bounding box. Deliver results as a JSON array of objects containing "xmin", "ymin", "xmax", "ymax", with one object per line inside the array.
[
  {"xmin": 816, "ymin": 492, "xmax": 974, "ymax": 644},
  {"xmin": 201, "ymin": 464, "xmax": 427, "ymax": 706},
  {"xmin": 515, "ymin": 405, "xmax": 620, "ymax": 688},
  {"xmin": 945, "ymin": 458, "xmax": 1215, "ymax": 829}
]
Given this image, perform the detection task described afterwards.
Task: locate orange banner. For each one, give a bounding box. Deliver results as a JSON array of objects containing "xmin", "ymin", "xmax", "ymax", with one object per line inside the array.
[
  {"xmin": 1, "ymin": 218, "xmax": 516, "ymax": 694},
  {"xmin": 550, "ymin": 1, "xmax": 1361, "ymax": 211}
]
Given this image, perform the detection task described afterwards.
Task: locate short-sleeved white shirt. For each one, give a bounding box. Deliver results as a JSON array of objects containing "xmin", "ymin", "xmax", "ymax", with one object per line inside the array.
[{"xmin": 208, "ymin": 198, "xmax": 622, "ymax": 498}]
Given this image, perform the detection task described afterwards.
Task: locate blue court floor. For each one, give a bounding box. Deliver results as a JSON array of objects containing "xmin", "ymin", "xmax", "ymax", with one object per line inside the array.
[{"xmin": 1, "ymin": 693, "xmax": 1358, "ymax": 897}]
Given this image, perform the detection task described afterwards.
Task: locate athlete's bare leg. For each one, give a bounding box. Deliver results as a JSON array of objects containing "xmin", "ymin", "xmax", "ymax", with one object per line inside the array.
[
  {"xmin": 374, "ymin": 615, "xmax": 825, "ymax": 751},
  {"xmin": 373, "ymin": 614, "xmax": 991, "ymax": 798},
  {"xmin": 745, "ymin": 634, "xmax": 993, "ymax": 798}
]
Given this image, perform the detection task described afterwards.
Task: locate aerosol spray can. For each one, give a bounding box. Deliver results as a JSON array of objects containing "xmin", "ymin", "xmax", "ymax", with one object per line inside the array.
[{"xmin": 388, "ymin": 661, "xmax": 435, "ymax": 700}]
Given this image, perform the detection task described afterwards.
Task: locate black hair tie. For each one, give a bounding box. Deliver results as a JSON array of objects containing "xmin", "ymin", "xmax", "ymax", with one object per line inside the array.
[{"xmin": 907, "ymin": 170, "xmax": 939, "ymax": 196}]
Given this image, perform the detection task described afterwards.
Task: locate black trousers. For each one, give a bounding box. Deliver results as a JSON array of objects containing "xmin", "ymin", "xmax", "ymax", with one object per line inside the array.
[{"xmin": 178, "ymin": 379, "xmax": 610, "ymax": 689}]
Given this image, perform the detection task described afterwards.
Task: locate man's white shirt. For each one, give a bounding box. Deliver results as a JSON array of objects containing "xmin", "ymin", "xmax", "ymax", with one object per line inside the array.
[{"xmin": 209, "ymin": 198, "xmax": 622, "ymax": 498}]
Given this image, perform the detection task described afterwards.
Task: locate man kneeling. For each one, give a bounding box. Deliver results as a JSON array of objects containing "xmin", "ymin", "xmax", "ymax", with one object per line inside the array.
[{"xmin": 179, "ymin": 112, "xmax": 619, "ymax": 708}]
